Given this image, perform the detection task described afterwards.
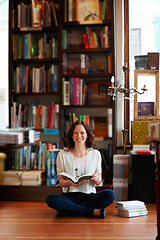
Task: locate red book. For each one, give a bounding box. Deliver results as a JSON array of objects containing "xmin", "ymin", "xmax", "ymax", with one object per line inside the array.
[
  {"xmin": 87, "ymin": 28, "xmax": 95, "ymax": 48},
  {"xmin": 50, "ymin": 102, "xmax": 55, "ymax": 129},
  {"xmin": 47, "ymin": 105, "xmax": 52, "ymax": 128},
  {"xmin": 135, "ymin": 150, "xmax": 151, "ymax": 155},
  {"xmin": 73, "ymin": 78, "xmax": 80, "ymax": 105},
  {"xmin": 82, "ymin": 33, "xmax": 89, "ymax": 48}
]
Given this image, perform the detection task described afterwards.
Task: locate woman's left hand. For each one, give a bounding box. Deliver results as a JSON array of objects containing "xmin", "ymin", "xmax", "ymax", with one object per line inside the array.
[{"xmin": 90, "ymin": 173, "xmax": 102, "ymax": 185}]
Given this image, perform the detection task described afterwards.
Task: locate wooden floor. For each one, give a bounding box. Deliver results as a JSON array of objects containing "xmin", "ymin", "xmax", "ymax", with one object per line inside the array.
[{"xmin": 0, "ymin": 201, "xmax": 157, "ymax": 240}]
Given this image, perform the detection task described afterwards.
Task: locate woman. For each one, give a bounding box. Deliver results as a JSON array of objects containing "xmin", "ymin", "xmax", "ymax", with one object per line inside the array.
[{"xmin": 46, "ymin": 120, "xmax": 115, "ymax": 218}]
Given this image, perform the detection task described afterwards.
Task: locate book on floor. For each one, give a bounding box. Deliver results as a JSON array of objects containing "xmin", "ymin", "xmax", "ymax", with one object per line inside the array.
[
  {"xmin": 59, "ymin": 172, "xmax": 92, "ymax": 184},
  {"xmin": 116, "ymin": 200, "xmax": 148, "ymax": 218},
  {"xmin": 117, "ymin": 209, "xmax": 148, "ymax": 218},
  {"xmin": 116, "ymin": 200, "xmax": 146, "ymax": 209}
]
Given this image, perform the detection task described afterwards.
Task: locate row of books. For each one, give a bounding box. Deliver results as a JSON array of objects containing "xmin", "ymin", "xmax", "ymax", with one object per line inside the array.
[
  {"xmin": 0, "ymin": 128, "xmax": 40, "ymax": 145},
  {"xmin": 9, "ymin": 142, "xmax": 59, "ymax": 171},
  {"xmin": 63, "ymin": 53, "xmax": 112, "ymax": 75},
  {"xmin": 64, "ymin": 0, "xmax": 111, "ymax": 23},
  {"xmin": 64, "ymin": 110, "xmax": 112, "ymax": 138},
  {"xmin": 12, "ymin": 65, "xmax": 59, "ymax": 94},
  {"xmin": 12, "ymin": 1, "xmax": 58, "ymax": 29},
  {"xmin": 1, "ymin": 170, "xmax": 46, "ymax": 186},
  {"xmin": 11, "ymin": 101, "xmax": 59, "ymax": 129},
  {"xmin": 62, "ymin": 78, "xmax": 111, "ymax": 106},
  {"xmin": 116, "ymin": 200, "xmax": 148, "ymax": 218},
  {"xmin": 12, "ymin": 34, "xmax": 58, "ymax": 60},
  {"xmin": 62, "ymin": 26, "xmax": 111, "ymax": 49}
]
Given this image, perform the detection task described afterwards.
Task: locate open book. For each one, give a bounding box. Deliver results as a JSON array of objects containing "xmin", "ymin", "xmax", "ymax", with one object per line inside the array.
[{"xmin": 59, "ymin": 172, "xmax": 93, "ymax": 184}]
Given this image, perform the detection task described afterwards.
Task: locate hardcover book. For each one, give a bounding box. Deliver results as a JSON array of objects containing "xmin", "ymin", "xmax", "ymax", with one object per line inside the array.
[
  {"xmin": 131, "ymin": 121, "xmax": 149, "ymax": 146},
  {"xmin": 117, "ymin": 209, "xmax": 148, "ymax": 218},
  {"xmin": 137, "ymin": 102, "xmax": 154, "ymax": 116},
  {"xmin": 147, "ymin": 52, "xmax": 159, "ymax": 70},
  {"xmin": 94, "ymin": 117, "xmax": 108, "ymax": 138}
]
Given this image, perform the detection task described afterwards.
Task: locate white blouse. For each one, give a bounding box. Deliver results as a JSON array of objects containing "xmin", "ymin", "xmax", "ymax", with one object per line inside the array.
[{"xmin": 57, "ymin": 148, "xmax": 102, "ymax": 193}]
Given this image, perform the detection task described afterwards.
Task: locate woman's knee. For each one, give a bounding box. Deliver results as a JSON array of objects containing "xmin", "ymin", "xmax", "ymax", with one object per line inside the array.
[{"xmin": 101, "ymin": 189, "xmax": 115, "ymax": 203}]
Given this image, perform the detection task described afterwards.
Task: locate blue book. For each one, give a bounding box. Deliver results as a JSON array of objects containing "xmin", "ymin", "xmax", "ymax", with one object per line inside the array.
[
  {"xmin": 19, "ymin": 148, "xmax": 23, "ymax": 170},
  {"xmin": 46, "ymin": 151, "xmax": 52, "ymax": 186},
  {"xmin": 24, "ymin": 34, "xmax": 28, "ymax": 59},
  {"xmin": 55, "ymin": 65, "xmax": 59, "ymax": 92}
]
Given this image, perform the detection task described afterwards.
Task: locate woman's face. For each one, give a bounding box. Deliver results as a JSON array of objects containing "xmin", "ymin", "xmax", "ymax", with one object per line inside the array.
[{"xmin": 72, "ymin": 124, "xmax": 87, "ymax": 146}]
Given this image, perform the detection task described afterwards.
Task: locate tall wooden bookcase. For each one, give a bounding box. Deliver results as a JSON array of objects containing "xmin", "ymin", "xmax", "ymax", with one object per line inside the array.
[{"xmin": 0, "ymin": 0, "xmax": 116, "ymax": 201}]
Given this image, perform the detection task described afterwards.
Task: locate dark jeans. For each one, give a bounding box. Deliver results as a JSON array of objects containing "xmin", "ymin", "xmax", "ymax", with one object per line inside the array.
[{"xmin": 46, "ymin": 189, "xmax": 115, "ymax": 216}]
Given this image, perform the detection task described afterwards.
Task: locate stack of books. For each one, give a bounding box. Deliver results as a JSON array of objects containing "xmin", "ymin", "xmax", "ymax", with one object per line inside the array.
[
  {"xmin": 21, "ymin": 170, "xmax": 46, "ymax": 186},
  {"xmin": 1, "ymin": 171, "xmax": 22, "ymax": 185},
  {"xmin": 116, "ymin": 200, "xmax": 148, "ymax": 218},
  {"xmin": 0, "ymin": 131, "xmax": 24, "ymax": 144}
]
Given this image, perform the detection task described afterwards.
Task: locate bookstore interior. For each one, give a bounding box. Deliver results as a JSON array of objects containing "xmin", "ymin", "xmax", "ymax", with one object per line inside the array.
[{"xmin": 0, "ymin": 0, "xmax": 159, "ymax": 211}]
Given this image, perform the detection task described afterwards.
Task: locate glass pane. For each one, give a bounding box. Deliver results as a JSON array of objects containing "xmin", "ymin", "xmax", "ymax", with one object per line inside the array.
[
  {"xmin": 129, "ymin": 0, "xmax": 160, "ymax": 121},
  {"xmin": 137, "ymin": 75, "xmax": 155, "ymax": 102}
]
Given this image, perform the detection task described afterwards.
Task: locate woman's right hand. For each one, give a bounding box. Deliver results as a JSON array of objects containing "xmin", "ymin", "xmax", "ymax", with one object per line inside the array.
[{"xmin": 58, "ymin": 175, "xmax": 81, "ymax": 188}]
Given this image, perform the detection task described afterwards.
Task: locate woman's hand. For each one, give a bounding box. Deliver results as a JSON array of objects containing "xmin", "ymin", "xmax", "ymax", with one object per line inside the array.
[
  {"xmin": 58, "ymin": 175, "xmax": 82, "ymax": 188},
  {"xmin": 90, "ymin": 173, "xmax": 102, "ymax": 185}
]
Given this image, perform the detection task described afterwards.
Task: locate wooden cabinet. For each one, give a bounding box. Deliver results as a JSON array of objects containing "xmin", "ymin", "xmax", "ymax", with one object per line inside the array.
[{"xmin": 2, "ymin": 0, "xmax": 116, "ymax": 200}]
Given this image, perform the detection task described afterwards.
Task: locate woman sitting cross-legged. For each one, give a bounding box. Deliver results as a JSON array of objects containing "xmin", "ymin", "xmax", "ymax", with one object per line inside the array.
[{"xmin": 46, "ymin": 120, "xmax": 115, "ymax": 218}]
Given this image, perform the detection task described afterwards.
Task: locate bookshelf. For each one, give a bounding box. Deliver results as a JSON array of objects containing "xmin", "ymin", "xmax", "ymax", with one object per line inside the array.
[{"xmin": 1, "ymin": 0, "xmax": 116, "ymax": 201}]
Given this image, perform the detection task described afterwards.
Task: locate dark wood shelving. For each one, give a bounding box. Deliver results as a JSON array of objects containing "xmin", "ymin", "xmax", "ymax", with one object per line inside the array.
[
  {"xmin": 62, "ymin": 48, "xmax": 112, "ymax": 53},
  {"xmin": 62, "ymin": 20, "xmax": 112, "ymax": 27},
  {"xmin": 62, "ymin": 73, "xmax": 112, "ymax": 78},
  {"xmin": 12, "ymin": 26, "xmax": 59, "ymax": 33},
  {"xmin": 0, "ymin": 184, "xmax": 112, "ymax": 202},
  {"xmin": 2, "ymin": 0, "xmax": 116, "ymax": 201},
  {"xmin": 12, "ymin": 92, "xmax": 59, "ymax": 96},
  {"xmin": 13, "ymin": 58, "xmax": 59, "ymax": 64},
  {"xmin": 0, "ymin": 142, "xmax": 37, "ymax": 149},
  {"xmin": 62, "ymin": 104, "xmax": 112, "ymax": 109}
]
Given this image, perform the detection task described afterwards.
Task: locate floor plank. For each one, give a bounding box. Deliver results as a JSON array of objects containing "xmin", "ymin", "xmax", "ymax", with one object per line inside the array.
[{"xmin": 0, "ymin": 201, "xmax": 157, "ymax": 240}]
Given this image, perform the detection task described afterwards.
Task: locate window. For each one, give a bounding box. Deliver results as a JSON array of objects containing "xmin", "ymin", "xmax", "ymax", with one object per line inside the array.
[
  {"xmin": 129, "ymin": 0, "xmax": 160, "ymax": 123},
  {"xmin": 0, "ymin": 0, "xmax": 9, "ymax": 129}
]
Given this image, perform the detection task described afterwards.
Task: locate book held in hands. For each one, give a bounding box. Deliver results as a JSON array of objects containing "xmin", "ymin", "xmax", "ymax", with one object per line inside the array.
[{"xmin": 59, "ymin": 172, "xmax": 92, "ymax": 184}]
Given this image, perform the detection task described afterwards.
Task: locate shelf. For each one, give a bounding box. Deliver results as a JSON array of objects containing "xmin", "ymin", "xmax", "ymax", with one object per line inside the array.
[
  {"xmin": 62, "ymin": 104, "xmax": 112, "ymax": 109},
  {"xmin": 62, "ymin": 20, "xmax": 112, "ymax": 27},
  {"xmin": 62, "ymin": 73, "xmax": 112, "ymax": 78},
  {"xmin": 0, "ymin": 142, "xmax": 37, "ymax": 149},
  {"xmin": 12, "ymin": 92, "xmax": 59, "ymax": 96},
  {"xmin": 12, "ymin": 58, "xmax": 59, "ymax": 64},
  {"xmin": 62, "ymin": 48, "xmax": 112, "ymax": 53},
  {"xmin": 12, "ymin": 26, "xmax": 59, "ymax": 33},
  {"xmin": 0, "ymin": 184, "xmax": 112, "ymax": 202}
]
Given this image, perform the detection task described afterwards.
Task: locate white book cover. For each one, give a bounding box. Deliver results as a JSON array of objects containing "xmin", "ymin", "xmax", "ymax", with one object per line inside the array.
[
  {"xmin": 117, "ymin": 200, "xmax": 146, "ymax": 208},
  {"xmin": 64, "ymin": 81, "xmax": 70, "ymax": 105}
]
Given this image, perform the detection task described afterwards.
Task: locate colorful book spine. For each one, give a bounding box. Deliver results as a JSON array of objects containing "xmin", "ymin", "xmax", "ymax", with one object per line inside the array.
[{"xmin": 73, "ymin": 78, "xmax": 80, "ymax": 105}]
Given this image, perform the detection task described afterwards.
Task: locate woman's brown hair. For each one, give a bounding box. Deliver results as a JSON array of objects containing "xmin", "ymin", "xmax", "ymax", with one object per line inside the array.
[{"xmin": 66, "ymin": 120, "xmax": 95, "ymax": 149}]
